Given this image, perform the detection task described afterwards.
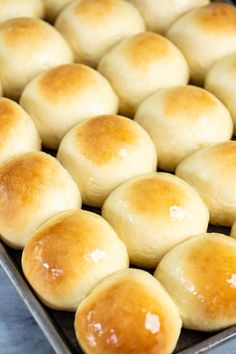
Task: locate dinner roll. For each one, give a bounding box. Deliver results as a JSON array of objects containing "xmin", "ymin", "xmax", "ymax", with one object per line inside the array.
[
  {"xmin": 43, "ymin": 0, "xmax": 73, "ymax": 23},
  {"xmin": 0, "ymin": 151, "xmax": 81, "ymax": 249},
  {"xmin": 75, "ymin": 269, "xmax": 182, "ymax": 354},
  {"xmin": 167, "ymin": 3, "xmax": 236, "ymax": 85},
  {"xmin": 176, "ymin": 141, "xmax": 236, "ymax": 227},
  {"xmin": 0, "ymin": 18, "xmax": 73, "ymax": 101},
  {"xmin": 0, "ymin": 0, "xmax": 44, "ymax": 24},
  {"xmin": 0, "ymin": 98, "xmax": 41, "ymax": 163},
  {"xmin": 57, "ymin": 115, "xmax": 157, "ymax": 207},
  {"xmin": 135, "ymin": 85, "xmax": 233, "ymax": 172},
  {"xmin": 128, "ymin": 0, "xmax": 209, "ymax": 34},
  {"xmin": 102, "ymin": 172, "xmax": 209, "ymax": 268},
  {"xmin": 22, "ymin": 210, "xmax": 128, "ymax": 311},
  {"xmin": 155, "ymin": 233, "xmax": 236, "ymax": 331},
  {"xmin": 205, "ymin": 53, "xmax": 236, "ymax": 135},
  {"xmin": 20, "ymin": 64, "xmax": 118, "ymax": 149},
  {"xmin": 98, "ymin": 32, "xmax": 189, "ymax": 117},
  {"xmin": 55, "ymin": 0, "xmax": 145, "ymax": 68}
]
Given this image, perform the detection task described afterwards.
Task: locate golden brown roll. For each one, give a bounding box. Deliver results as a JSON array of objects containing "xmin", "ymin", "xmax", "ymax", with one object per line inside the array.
[
  {"xmin": 42, "ymin": 0, "xmax": 73, "ymax": 23},
  {"xmin": 98, "ymin": 32, "xmax": 189, "ymax": 117},
  {"xmin": 0, "ymin": 151, "xmax": 81, "ymax": 249},
  {"xmin": 0, "ymin": 0, "xmax": 44, "ymax": 23},
  {"xmin": 128, "ymin": 0, "xmax": 209, "ymax": 34},
  {"xmin": 0, "ymin": 18, "xmax": 73, "ymax": 101},
  {"xmin": 57, "ymin": 114, "xmax": 157, "ymax": 207},
  {"xmin": 55, "ymin": 0, "xmax": 145, "ymax": 67},
  {"xmin": 75, "ymin": 268, "xmax": 182, "ymax": 354},
  {"xmin": 22, "ymin": 210, "xmax": 129, "ymax": 311},
  {"xmin": 167, "ymin": 3, "xmax": 236, "ymax": 85},
  {"xmin": 176, "ymin": 141, "xmax": 236, "ymax": 227},
  {"xmin": 102, "ymin": 172, "xmax": 209, "ymax": 268},
  {"xmin": 0, "ymin": 98, "xmax": 41, "ymax": 163},
  {"xmin": 134, "ymin": 85, "xmax": 233, "ymax": 172},
  {"xmin": 20, "ymin": 64, "xmax": 118, "ymax": 149},
  {"xmin": 155, "ymin": 233, "xmax": 236, "ymax": 331}
]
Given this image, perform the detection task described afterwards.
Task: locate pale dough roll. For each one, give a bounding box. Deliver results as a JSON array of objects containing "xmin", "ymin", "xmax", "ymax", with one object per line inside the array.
[
  {"xmin": 98, "ymin": 32, "xmax": 189, "ymax": 117},
  {"xmin": 0, "ymin": 0, "xmax": 44, "ymax": 23},
  {"xmin": 135, "ymin": 85, "xmax": 233, "ymax": 172},
  {"xmin": 22, "ymin": 209, "xmax": 129, "ymax": 311},
  {"xmin": 57, "ymin": 114, "xmax": 157, "ymax": 207},
  {"xmin": 102, "ymin": 172, "xmax": 209, "ymax": 268},
  {"xmin": 75, "ymin": 269, "xmax": 182, "ymax": 354},
  {"xmin": 20, "ymin": 64, "xmax": 118, "ymax": 149},
  {"xmin": 0, "ymin": 151, "xmax": 81, "ymax": 249},
  {"xmin": 155, "ymin": 233, "xmax": 236, "ymax": 331},
  {"xmin": 42, "ymin": 0, "xmax": 74, "ymax": 23},
  {"xmin": 167, "ymin": 3, "xmax": 236, "ymax": 85},
  {"xmin": 55, "ymin": 0, "xmax": 145, "ymax": 67}
]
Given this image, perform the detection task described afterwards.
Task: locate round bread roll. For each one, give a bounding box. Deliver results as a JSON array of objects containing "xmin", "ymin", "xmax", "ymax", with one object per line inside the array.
[
  {"xmin": 0, "ymin": 0, "xmax": 44, "ymax": 24},
  {"xmin": 57, "ymin": 114, "xmax": 157, "ymax": 207},
  {"xmin": 155, "ymin": 233, "xmax": 236, "ymax": 331},
  {"xmin": 128, "ymin": 0, "xmax": 209, "ymax": 34},
  {"xmin": 22, "ymin": 209, "xmax": 129, "ymax": 311},
  {"xmin": 55, "ymin": 0, "xmax": 145, "ymax": 68},
  {"xmin": 0, "ymin": 18, "xmax": 73, "ymax": 101},
  {"xmin": 134, "ymin": 85, "xmax": 233, "ymax": 172},
  {"xmin": 75, "ymin": 268, "xmax": 182, "ymax": 354},
  {"xmin": 176, "ymin": 141, "xmax": 236, "ymax": 227},
  {"xmin": 167, "ymin": 3, "xmax": 236, "ymax": 85},
  {"xmin": 20, "ymin": 64, "xmax": 118, "ymax": 149},
  {"xmin": 98, "ymin": 32, "xmax": 189, "ymax": 117},
  {"xmin": 0, "ymin": 151, "xmax": 81, "ymax": 249},
  {"xmin": 42, "ymin": 0, "xmax": 74, "ymax": 23},
  {"xmin": 0, "ymin": 98, "xmax": 41, "ymax": 163},
  {"xmin": 102, "ymin": 172, "xmax": 209, "ymax": 268},
  {"xmin": 205, "ymin": 53, "xmax": 236, "ymax": 135}
]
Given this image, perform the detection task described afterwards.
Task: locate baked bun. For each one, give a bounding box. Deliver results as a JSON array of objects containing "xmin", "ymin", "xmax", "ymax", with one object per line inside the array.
[
  {"xmin": 57, "ymin": 114, "xmax": 157, "ymax": 207},
  {"xmin": 0, "ymin": 0, "xmax": 44, "ymax": 23},
  {"xmin": 102, "ymin": 172, "xmax": 209, "ymax": 268},
  {"xmin": 167, "ymin": 3, "xmax": 236, "ymax": 85},
  {"xmin": 75, "ymin": 268, "xmax": 182, "ymax": 354},
  {"xmin": 98, "ymin": 32, "xmax": 189, "ymax": 117},
  {"xmin": 55, "ymin": 0, "xmax": 145, "ymax": 68},
  {"xmin": 0, "ymin": 98, "xmax": 41, "ymax": 163},
  {"xmin": 22, "ymin": 210, "xmax": 129, "ymax": 311},
  {"xmin": 43, "ymin": 0, "xmax": 73, "ymax": 23},
  {"xmin": 128, "ymin": 0, "xmax": 209, "ymax": 34},
  {"xmin": 0, "ymin": 18, "xmax": 73, "ymax": 101},
  {"xmin": 205, "ymin": 53, "xmax": 236, "ymax": 135},
  {"xmin": 0, "ymin": 151, "xmax": 81, "ymax": 249},
  {"xmin": 20, "ymin": 64, "xmax": 118, "ymax": 149},
  {"xmin": 135, "ymin": 85, "xmax": 233, "ymax": 172},
  {"xmin": 176, "ymin": 141, "xmax": 236, "ymax": 227},
  {"xmin": 155, "ymin": 233, "xmax": 236, "ymax": 331}
]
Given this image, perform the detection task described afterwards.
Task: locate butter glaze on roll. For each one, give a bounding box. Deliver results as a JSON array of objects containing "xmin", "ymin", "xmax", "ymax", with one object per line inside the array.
[
  {"xmin": 0, "ymin": 151, "xmax": 81, "ymax": 249},
  {"xmin": 155, "ymin": 233, "xmax": 236, "ymax": 331},
  {"xmin": 98, "ymin": 32, "xmax": 189, "ymax": 117},
  {"xmin": 42, "ymin": 0, "xmax": 74, "ymax": 23},
  {"xmin": 57, "ymin": 114, "xmax": 157, "ymax": 207},
  {"xmin": 55, "ymin": 0, "xmax": 145, "ymax": 67},
  {"xmin": 102, "ymin": 172, "xmax": 209, "ymax": 268},
  {"xmin": 0, "ymin": 0, "xmax": 44, "ymax": 23},
  {"xmin": 22, "ymin": 210, "xmax": 129, "ymax": 311},
  {"xmin": 75, "ymin": 269, "xmax": 182, "ymax": 354}
]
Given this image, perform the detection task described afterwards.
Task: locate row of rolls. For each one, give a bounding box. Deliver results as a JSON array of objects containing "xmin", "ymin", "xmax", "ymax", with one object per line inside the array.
[{"xmin": 1, "ymin": 0, "xmax": 236, "ymax": 353}]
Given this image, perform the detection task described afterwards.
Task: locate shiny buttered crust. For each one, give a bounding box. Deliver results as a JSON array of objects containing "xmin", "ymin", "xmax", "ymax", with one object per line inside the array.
[
  {"xmin": 22, "ymin": 210, "xmax": 129, "ymax": 311},
  {"xmin": 57, "ymin": 115, "xmax": 157, "ymax": 207},
  {"xmin": 0, "ymin": 18, "xmax": 73, "ymax": 101},
  {"xmin": 43, "ymin": 0, "xmax": 74, "ymax": 23},
  {"xmin": 20, "ymin": 64, "xmax": 118, "ymax": 149},
  {"xmin": 102, "ymin": 172, "xmax": 209, "ymax": 268},
  {"xmin": 176, "ymin": 141, "xmax": 236, "ymax": 227},
  {"xmin": 55, "ymin": 0, "xmax": 145, "ymax": 67},
  {"xmin": 167, "ymin": 3, "xmax": 236, "ymax": 85},
  {"xmin": 98, "ymin": 32, "xmax": 189, "ymax": 117},
  {"xmin": 205, "ymin": 53, "xmax": 236, "ymax": 135},
  {"xmin": 134, "ymin": 85, "xmax": 233, "ymax": 172},
  {"xmin": 0, "ymin": 152, "xmax": 81, "ymax": 249},
  {"xmin": 0, "ymin": 0, "xmax": 44, "ymax": 23},
  {"xmin": 75, "ymin": 269, "xmax": 182, "ymax": 354},
  {"xmin": 155, "ymin": 233, "xmax": 236, "ymax": 331},
  {"xmin": 0, "ymin": 98, "xmax": 41, "ymax": 163},
  {"xmin": 128, "ymin": 0, "xmax": 209, "ymax": 34}
]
